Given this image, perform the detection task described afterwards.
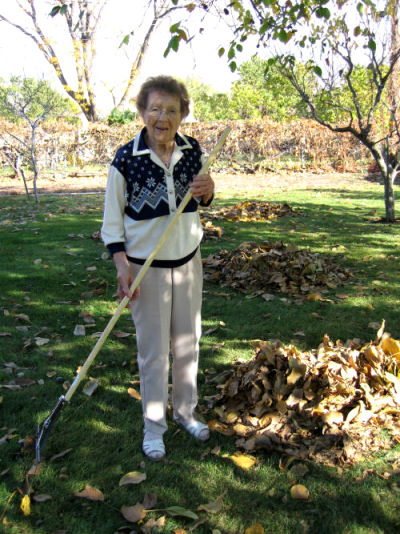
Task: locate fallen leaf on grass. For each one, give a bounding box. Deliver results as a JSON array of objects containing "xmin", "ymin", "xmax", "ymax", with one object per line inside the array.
[
  {"xmin": 142, "ymin": 493, "xmax": 157, "ymax": 509},
  {"xmin": 20, "ymin": 494, "xmax": 31, "ymax": 516},
  {"xmin": 228, "ymin": 452, "xmax": 256, "ymax": 470},
  {"xmin": 143, "ymin": 516, "xmax": 166, "ymax": 532},
  {"xmin": 32, "ymin": 494, "xmax": 52, "ymax": 503},
  {"xmin": 73, "ymin": 324, "xmax": 86, "ymax": 336},
  {"xmin": 82, "ymin": 378, "xmax": 99, "ymax": 397},
  {"xmin": 245, "ymin": 524, "xmax": 265, "ymax": 534},
  {"xmin": 14, "ymin": 313, "xmax": 31, "ymax": 323},
  {"xmin": 198, "ymin": 491, "xmax": 226, "ymax": 514},
  {"xmin": 34, "ymin": 337, "xmax": 49, "ymax": 346},
  {"xmin": 381, "ymin": 337, "xmax": 400, "ymax": 361},
  {"xmin": 49, "ymin": 448, "xmax": 73, "ymax": 462},
  {"xmin": 113, "ymin": 331, "xmax": 132, "ymax": 338},
  {"xmin": 15, "ymin": 377, "xmax": 36, "ymax": 387},
  {"xmin": 290, "ymin": 484, "xmax": 310, "ymax": 501},
  {"xmin": 27, "ymin": 463, "xmax": 42, "ymax": 476},
  {"xmin": 164, "ymin": 506, "xmax": 199, "ymax": 520},
  {"xmin": 74, "ymin": 485, "xmax": 104, "ymax": 501},
  {"xmin": 79, "ymin": 311, "xmax": 95, "ymax": 324},
  {"xmin": 127, "ymin": 387, "xmax": 141, "ymax": 400},
  {"xmin": 288, "ymin": 463, "xmax": 309, "ymax": 479},
  {"xmin": 119, "ymin": 471, "xmax": 147, "ymax": 486},
  {"xmin": 121, "ymin": 503, "xmax": 146, "ymax": 523}
]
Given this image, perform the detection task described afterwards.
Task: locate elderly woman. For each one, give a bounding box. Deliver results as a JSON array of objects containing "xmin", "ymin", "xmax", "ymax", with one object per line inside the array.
[{"xmin": 101, "ymin": 76, "xmax": 214, "ymax": 461}]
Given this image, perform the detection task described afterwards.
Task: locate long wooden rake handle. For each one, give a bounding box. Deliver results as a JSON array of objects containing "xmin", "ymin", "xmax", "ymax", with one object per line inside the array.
[{"xmin": 64, "ymin": 125, "xmax": 231, "ymax": 402}]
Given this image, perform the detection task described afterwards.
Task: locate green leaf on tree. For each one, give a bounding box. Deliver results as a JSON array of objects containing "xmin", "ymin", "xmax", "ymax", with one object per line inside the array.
[
  {"xmin": 49, "ymin": 6, "xmax": 61, "ymax": 17},
  {"xmin": 368, "ymin": 38, "xmax": 376, "ymax": 52},
  {"xmin": 313, "ymin": 65, "xmax": 323, "ymax": 76}
]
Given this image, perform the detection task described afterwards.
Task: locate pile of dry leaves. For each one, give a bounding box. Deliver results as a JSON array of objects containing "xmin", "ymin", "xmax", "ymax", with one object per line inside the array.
[
  {"xmin": 202, "ymin": 201, "xmax": 301, "ymax": 223},
  {"xmin": 205, "ymin": 322, "xmax": 400, "ymax": 466},
  {"xmin": 203, "ymin": 240, "xmax": 353, "ymax": 299}
]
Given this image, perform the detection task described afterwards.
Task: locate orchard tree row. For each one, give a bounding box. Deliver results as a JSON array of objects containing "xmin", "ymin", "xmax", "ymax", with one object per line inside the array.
[{"xmin": 0, "ymin": 0, "xmax": 399, "ymax": 220}]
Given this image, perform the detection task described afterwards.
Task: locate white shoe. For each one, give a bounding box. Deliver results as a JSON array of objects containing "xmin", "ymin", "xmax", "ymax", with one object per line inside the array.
[
  {"xmin": 142, "ymin": 437, "xmax": 165, "ymax": 461},
  {"xmin": 173, "ymin": 417, "xmax": 210, "ymax": 441}
]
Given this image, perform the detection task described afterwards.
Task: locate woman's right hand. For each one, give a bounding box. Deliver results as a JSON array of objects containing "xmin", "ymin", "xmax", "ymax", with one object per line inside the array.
[{"xmin": 113, "ymin": 252, "xmax": 140, "ymax": 306}]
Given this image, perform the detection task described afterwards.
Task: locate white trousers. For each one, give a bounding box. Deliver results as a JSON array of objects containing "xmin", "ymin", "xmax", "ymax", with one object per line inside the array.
[{"xmin": 129, "ymin": 250, "xmax": 203, "ymax": 437}]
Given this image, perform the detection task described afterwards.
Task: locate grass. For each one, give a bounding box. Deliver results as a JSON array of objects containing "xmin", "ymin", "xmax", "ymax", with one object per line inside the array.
[{"xmin": 0, "ymin": 176, "xmax": 400, "ymax": 533}]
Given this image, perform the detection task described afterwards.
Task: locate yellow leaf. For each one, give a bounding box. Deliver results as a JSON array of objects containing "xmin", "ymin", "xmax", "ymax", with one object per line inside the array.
[
  {"xmin": 290, "ymin": 484, "xmax": 310, "ymax": 501},
  {"xmin": 245, "ymin": 524, "xmax": 265, "ymax": 534},
  {"xmin": 229, "ymin": 451, "xmax": 256, "ymax": 470},
  {"xmin": 381, "ymin": 337, "xmax": 400, "ymax": 361},
  {"xmin": 306, "ymin": 293, "xmax": 323, "ymax": 301},
  {"xmin": 119, "ymin": 471, "xmax": 147, "ymax": 486},
  {"xmin": 20, "ymin": 495, "xmax": 31, "ymax": 516},
  {"xmin": 127, "ymin": 387, "xmax": 142, "ymax": 400}
]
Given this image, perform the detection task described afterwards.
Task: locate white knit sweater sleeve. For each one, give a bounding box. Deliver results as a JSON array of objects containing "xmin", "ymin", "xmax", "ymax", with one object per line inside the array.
[{"xmin": 101, "ymin": 165, "xmax": 127, "ymax": 247}]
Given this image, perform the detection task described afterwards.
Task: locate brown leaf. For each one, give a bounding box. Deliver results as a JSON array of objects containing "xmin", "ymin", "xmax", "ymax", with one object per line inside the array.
[
  {"xmin": 49, "ymin": 448, "xmax": 73, "ymax": 462},
  {"xmin": 120, "ymin": 503, "xmax": 146, "ymax": 523},
  {"xmin": 74, "ymin": 485, "xmax": 104, "ymax": 501},
  {"xmin": 113, "ymin": 331, "xmax": 132, "ymax": 338},
  {"xmin": 27, "ymin": 463, "xmax": 42, "ymax": 476},
  {"xmin": 142, "ymin": 492, "xmax": 158, "ymax": 510},
  {"xmin": 142, "ymin": 516, "xmax": 166, "ymax": 533},
  {"xmin": 197, "ymin": 491, "xmax": 226, "ymax": 514}
]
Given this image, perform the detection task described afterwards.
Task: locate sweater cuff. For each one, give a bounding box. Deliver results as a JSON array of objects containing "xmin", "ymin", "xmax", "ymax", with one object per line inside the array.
[
  {"xmin": 107, "ymin": 242, "xmax": 126, "ymax": 256},
  {"xmin": 200, "ymin": 193, "xmax": 214, "ymax": 207}
]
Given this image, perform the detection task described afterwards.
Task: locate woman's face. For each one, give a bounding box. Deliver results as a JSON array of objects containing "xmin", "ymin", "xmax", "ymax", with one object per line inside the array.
[{"xmin": 142, "ymin": 90, "xmax": 183, "ymax": 147}]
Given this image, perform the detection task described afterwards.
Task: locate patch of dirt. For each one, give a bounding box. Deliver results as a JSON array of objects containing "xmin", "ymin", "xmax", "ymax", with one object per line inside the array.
[{"xmin": 0, "ymin": 170, "xmax": 375, "ymax": 197}]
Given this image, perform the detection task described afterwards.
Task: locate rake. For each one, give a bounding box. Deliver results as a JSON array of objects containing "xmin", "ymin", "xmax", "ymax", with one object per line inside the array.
[{"xmin": 35, "ymin": 126, "xmax": 231, "ymax": 464}]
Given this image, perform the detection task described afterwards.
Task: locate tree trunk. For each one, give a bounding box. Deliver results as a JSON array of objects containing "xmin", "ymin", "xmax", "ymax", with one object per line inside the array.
[
  {"xmin": 388, "ymin": 0, "xmax": 400, "ymax": 130},
  {"xmin": 31, "ymin": 127, "xmax": 39, "ymax": 203},
  {"xmin": 383, "ymin": 170, "xmax": 396, "ymax": 222}
]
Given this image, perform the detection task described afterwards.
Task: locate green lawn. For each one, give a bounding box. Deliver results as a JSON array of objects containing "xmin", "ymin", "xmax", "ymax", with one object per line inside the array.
[{"xmin": 0, "ymin": 177, "xmax": 399, "ymax": 533}]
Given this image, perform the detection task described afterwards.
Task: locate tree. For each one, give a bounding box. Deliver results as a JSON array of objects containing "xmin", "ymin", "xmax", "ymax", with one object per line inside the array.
[
  {"xmin": 185, "ymin": 78, "xmax": 233, "ymax": 120},
  {"xmin": 0, "ymin": 76, "xmax": 75, "ymax": 202},
  {"xmin": 270, "ymin": 0, "xmax": 400, "ymax": 222},
  {"xmin": 230, "ymin": 57, "xmax": 308, "ymax": 120},
  {"xmin": 0, "ymin": 0, "xmax": 191, "ymax": 121},
  {"xmin": 166, "ymin": 0, "xmax": 400, "ymax": 222}
]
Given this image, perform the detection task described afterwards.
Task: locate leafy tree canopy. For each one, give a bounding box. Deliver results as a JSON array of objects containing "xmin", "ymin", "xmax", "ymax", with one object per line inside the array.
[{"xmin": 0, "ymin": 77, "xmax": 78, "ymax": 124}]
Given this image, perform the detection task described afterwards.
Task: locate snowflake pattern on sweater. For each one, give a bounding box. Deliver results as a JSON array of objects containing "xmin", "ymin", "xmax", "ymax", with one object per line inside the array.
[{"xmin": 111, "ymin": 128, "xmax": 202, "ymax": 221}]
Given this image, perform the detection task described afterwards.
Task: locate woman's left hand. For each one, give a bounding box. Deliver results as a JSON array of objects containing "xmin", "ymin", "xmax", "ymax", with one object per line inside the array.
[{"xmin": 190, "ymin": 173, "xmax": 214, "ymax": 204}]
